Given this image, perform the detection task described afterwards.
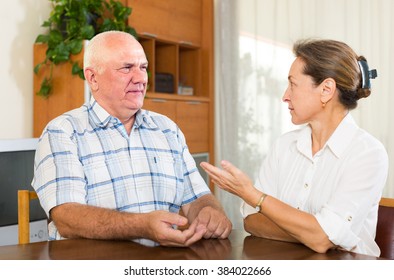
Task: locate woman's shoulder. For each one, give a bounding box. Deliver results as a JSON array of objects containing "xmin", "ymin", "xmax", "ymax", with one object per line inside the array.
[{"xmin": 354, "ymin": 127, "xmax": 388, "ymax": 156}]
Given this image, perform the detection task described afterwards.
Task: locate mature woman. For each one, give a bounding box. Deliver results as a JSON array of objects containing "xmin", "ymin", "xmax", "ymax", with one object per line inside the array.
[{"xmin": 201, "ymin": 39, "xmax": 388, "ymax": 257}]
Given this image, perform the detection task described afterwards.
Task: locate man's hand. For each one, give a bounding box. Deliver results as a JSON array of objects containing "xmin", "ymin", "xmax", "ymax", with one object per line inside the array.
[
  {"xmin": 183, "ymin": 194, "xmax": 232, "ymax": 240},
  {"xmin": 189, "ymin": 206, "xmax": 232, "ymax": 239},
  {"xmin": 144, "ymin": 210, "xmax": 207, "ymax": 247}
]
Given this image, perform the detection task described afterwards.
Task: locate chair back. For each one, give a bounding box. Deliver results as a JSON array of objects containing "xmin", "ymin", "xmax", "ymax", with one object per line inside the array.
[
  {"xmin": 375, "ymin": 197, "xmax": 394, "ymax": 259},
  {"xmin": 17, "ymin": 190, "xmax": 39, "ymax": 244}
]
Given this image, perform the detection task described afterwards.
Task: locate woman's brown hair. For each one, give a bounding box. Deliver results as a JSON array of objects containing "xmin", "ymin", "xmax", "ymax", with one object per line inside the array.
[{"xmin": 293, "ymin": 39, "xmax": 374, "ymax": 110}]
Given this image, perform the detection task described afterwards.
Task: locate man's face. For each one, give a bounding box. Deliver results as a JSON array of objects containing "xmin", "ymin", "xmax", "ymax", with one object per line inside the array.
[{"xmin": 93, "ymin": 36, "xmax": 148, "ymax": 122}]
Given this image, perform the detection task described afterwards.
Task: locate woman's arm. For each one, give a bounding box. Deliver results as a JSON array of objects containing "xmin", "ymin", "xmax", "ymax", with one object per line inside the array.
[
  {"xmin": 200, "ymin": 160, "xmax": 335, "ymax": 253},
  {"xmin": 244, "ymin": 196, "xmax": 335, "ymax": 253}
]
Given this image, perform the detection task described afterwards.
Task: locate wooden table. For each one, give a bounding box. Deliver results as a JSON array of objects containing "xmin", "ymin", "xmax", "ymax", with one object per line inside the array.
[{"xmin": 0, "ymin": 230, "xmax": 380, "ymax": 260}]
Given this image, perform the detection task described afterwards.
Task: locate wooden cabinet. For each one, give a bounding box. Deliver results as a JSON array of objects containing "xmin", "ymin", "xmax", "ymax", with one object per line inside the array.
[
  {"xmin": 144, "ymin": 98, "xmax": 209, "ymax": 153},
  {"xmin": 128, "ymin": 0, "xmax": 202, "ymax": 46},
  {"xmin": 176, "ymin": 101, "xmax": 209, "ymax": 153},
  {"xmin": 33, "ymin": 44, "xmax": 85, "ymax": 137}
]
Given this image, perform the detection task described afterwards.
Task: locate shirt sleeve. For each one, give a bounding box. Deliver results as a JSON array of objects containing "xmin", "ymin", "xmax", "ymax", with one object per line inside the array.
[{"xmin": 32, "ymin": 119, "xmax": 87, "ymax": 216}]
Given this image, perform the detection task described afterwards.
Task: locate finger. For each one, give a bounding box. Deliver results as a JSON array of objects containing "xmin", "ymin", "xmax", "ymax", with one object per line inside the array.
[
  {"xmin": 204, "ymin": 220, "xmax": 227, "ymax": 239},
  {"xmin": 157, "ymin": 224, "xmax": 205, "ymax": 247},
  {"xmin": 200, "ymin": 162, "xmax": 222, "ymax": 178},
  {"xmin": 220, "ymin": 160, "xmax": 241, "ymax": 177},
  {"xmin": 162, "ymin": 212, "xmax": 189, "ymax": 228},
  {"xmin": 184, "ymin": 226, "xmax": 206, "ymax": 246},
  {"xmin": 211, "ymin": 178, "xmax": 237, "ymax": 195},
  {"xmin": 218, "ymin": 223, "xmax": 232, "ymax": 239}
]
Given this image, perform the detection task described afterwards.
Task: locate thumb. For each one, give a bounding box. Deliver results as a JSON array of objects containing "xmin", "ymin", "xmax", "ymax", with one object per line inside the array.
[{"xmin": 162, "ymin": 212, "xmax": 188, "ymax": 227}]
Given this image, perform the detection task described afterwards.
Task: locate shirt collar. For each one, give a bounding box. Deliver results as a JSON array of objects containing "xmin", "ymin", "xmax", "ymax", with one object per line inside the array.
[
  {"xmin": 297, "ymin": 113, "xmax": 359, "ymax": 159},
  {"xmin": 134, "ymin": 109, "xmax": 159, "ymax": 130},
  {"xmin": 326, "ymin": 113, "xmax": 359, "ymax": 158},
  {"xmin": 87, "ymin": 96, "xmax": 159, "ymax": 130},
  {"xmin": 87, "ymin": 96, "xmax": 113, "ymax": 128}
]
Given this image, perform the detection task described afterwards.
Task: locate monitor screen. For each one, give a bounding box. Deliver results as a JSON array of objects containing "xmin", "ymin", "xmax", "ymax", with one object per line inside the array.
[{"xmin": 0, "ymin": 138, "xmax": 46, "ymax": 227}]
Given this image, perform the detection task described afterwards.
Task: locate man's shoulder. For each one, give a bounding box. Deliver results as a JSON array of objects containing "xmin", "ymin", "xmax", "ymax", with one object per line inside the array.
[{"xmin": 45, "ymin": 105, "xmax": 89, "ymax": 132}]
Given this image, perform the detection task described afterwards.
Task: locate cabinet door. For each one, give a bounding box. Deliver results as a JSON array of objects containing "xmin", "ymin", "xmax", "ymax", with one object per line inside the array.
[
  {"xmin": 128, "ymin": 0, "xmax": 201, "ymax": 46},
  {"xmin": 33, "ymin": 44, "xmax": 85, "ymax": 137},
  {"xmin": 176, "ymin": 101, "xmax": 209, "ymax": 153},
  {"xmin": 143, "ymin": 98, "xmax": 177, "ymax": 122}
]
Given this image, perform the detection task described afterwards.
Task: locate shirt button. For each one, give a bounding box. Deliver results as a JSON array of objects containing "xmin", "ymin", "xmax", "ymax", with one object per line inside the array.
[
  {"xmin": 347, "ymin": 216, "xmax": 352, "ymax": 221},
  {"xmin": 304, "ymin": 183, "xmax": 309, "ymax": 188}
]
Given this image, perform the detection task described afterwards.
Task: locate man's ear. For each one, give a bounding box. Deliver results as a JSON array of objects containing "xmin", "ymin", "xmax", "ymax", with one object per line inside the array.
[
  {"xmin": 84, "ymin": 68, "xmax": 99, "ymax": 91},
  {"xmin": 320, "ymin": 78, "xmax": 336, "ymax": 103}
]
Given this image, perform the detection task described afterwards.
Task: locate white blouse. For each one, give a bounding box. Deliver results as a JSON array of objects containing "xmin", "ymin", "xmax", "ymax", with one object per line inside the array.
[{"xmin": 240, "ymin": 114, "xmax": 389, "ymax": 257}]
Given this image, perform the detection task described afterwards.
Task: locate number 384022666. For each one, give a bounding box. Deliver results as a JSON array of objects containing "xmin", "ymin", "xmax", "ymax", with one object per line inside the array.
[{"xmin": 217, "ymin": 266, "xmax": 271, "ymax": 276}]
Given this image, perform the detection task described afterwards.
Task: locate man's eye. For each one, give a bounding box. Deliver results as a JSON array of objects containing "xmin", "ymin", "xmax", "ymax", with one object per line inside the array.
[{"xmin": 118, "ymin": 67, "xmax": 131, "ymax": 74}]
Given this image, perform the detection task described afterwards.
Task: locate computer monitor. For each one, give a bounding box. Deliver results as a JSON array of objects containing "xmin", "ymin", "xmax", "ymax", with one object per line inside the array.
[{"xmin": 0, "ymin": 138, "xmax": 48, "ymax": 246}]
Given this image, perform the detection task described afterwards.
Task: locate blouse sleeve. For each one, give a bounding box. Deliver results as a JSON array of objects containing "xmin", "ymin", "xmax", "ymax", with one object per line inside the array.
[{"xmin": 314, "ymin": 140, "xmax": 388, "ymax": 251}]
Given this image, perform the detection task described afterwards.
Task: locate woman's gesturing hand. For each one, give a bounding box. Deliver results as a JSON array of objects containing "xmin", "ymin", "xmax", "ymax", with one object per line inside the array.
[{"xmin": 200, "ymin": 160, "xmax": 262, "ymax": 207}]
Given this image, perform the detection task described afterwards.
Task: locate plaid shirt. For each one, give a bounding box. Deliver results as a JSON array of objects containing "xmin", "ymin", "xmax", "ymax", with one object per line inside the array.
[{"xmin": 32, "ymin": 97, "xmax": 210, "ymax": 241}]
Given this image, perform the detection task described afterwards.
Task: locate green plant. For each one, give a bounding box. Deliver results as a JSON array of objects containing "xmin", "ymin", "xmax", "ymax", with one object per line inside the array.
[{"xmin": 34, "ymin": 0, "xmax": 137, "ymax": 98}]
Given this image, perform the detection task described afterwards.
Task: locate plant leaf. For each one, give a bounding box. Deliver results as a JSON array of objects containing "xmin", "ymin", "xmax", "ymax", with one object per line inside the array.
[
  {"xmin": 80, "ymin": 25, "xmax": 95, "ymax": 40},
  {"xmin": 69, "ymin": 39, "xmax": 83, "ymax": 55},
  {"xmin": 34, "ymin": 63, "xmax": 42, "ymax": 74},
  {"xmin": 37, "ymin": 78, "xmax": 52, "ymax": 98},
  {"xmin": 35, "ymin": 34, "xmax": 50, "ymax": 44}
]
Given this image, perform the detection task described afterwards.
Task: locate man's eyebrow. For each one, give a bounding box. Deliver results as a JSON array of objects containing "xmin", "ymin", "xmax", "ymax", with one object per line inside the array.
[{"xmin": 120, "ymin": 61, "xmax": 148, "ymax": 67}]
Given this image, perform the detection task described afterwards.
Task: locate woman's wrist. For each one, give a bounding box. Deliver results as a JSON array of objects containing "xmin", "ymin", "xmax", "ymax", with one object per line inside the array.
[
  {"xmin": 254, "ymin": 192, "xmax": 267, "ymax": 212},
  {"xmin": 244, "ymin": 187, "xmax": 265, "ymax": 209}
]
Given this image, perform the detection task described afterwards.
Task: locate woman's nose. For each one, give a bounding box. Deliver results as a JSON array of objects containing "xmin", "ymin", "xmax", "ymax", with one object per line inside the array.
[{"xmin": 282, "ymin": 87, "xmax": 290, "ymax": 102}]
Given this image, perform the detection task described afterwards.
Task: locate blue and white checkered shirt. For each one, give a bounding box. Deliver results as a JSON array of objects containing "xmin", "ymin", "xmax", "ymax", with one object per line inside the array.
[{"xmin": 32, "ymin": 97, "xmax": 211, "ymax": 241}]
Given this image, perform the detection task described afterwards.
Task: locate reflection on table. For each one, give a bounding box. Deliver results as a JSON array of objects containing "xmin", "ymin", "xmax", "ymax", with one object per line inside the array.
[{"xmin": 0, "ymin": 229, "xmax": 380, "ymax": 260}]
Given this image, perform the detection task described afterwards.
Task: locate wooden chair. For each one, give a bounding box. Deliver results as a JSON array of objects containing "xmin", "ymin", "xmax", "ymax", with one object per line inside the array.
[
  {"xmin": 375, "ymin": 197, "xmax": 394, "ymax": 259},
  {"xmin": 17, "ymin": 190, "xmax": 39, "ymax": 244}
]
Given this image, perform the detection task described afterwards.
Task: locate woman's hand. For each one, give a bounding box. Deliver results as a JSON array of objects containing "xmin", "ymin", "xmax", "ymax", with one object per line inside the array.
[{"xmin": 200, "ymin": 160, "xmax": 262, "ymax": 207}]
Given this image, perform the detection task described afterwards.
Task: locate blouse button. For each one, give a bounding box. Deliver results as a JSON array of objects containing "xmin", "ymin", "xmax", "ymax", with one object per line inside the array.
[{"xmin": 347, "ymin": 216, "xmax": 352, "ymax": 222}]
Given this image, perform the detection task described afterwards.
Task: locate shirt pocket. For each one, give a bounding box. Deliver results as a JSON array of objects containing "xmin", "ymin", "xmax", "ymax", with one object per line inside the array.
[{"xmin": 139, "ymin": 153, "xmax": 185, "ymax": 212}]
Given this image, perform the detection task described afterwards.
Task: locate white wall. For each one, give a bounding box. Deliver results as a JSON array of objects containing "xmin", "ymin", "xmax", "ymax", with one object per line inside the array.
[{"xmin": 0, "ymin": 0, "xmax": 51, "ymax": 139}]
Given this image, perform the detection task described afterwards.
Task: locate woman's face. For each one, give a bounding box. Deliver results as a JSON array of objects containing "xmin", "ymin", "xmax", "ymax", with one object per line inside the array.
[{"xmin": 282, "ymin": 57, "xmax": 323, "ymax": 125}]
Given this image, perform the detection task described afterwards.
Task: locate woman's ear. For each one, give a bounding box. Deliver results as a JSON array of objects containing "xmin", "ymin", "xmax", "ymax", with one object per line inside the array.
[{"xmin": 320, "ymin": 78, "xmax": 336, "ymax": 104}]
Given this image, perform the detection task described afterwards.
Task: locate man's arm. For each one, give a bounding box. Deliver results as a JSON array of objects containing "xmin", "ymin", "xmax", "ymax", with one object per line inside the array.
[
  {"xmin": 50, "ymin": 203, "xmax": 206, "ymax": 246},
  {"xmin": 182, "ymin": 194, "xmax": 232, "ymax": 239}
]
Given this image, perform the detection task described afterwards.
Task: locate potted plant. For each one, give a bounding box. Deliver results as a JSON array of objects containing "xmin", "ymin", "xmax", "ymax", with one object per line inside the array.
[{"xmin": 34, "ymin": 0, "xmax": 137, "ymax": 98}]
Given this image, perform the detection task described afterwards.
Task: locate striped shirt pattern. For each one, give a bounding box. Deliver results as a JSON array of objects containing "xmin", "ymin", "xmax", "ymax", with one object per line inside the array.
[{"xmin": 32, "ymin": 97, "xmax": 210, "ymax": 240}]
